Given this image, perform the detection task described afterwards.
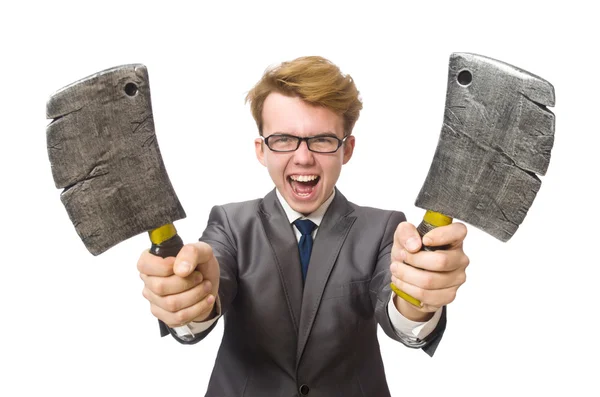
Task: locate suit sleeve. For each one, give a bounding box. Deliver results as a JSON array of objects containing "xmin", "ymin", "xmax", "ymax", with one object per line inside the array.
[
  {"xmin": 369, "ymin": 210, "xmax": 447, "ymax": 357},
  {"xmin": 160, "ymin": 205, "xmax": 239, "ymax": 344}
]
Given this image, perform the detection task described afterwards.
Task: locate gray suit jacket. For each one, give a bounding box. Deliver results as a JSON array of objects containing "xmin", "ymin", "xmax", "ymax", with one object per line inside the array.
[{"xmin": 161, "ymin": 188, "xmax": 446, "ymax": 397}]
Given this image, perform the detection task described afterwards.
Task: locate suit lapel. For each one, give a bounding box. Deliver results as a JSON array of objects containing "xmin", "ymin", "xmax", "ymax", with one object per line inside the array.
[
  {"xmin": 296, "ymin": 189, "xmax": 356, "ymax": 366},
  {"xmin": 258, "ymin": 189, "xmax": 303, "ymax": 334}
]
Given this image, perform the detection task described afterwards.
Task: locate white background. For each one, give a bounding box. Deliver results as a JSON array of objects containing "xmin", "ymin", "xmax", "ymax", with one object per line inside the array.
[{"xmin": 1, "ymin": 1, "xmax": 598, "ymax": 396}]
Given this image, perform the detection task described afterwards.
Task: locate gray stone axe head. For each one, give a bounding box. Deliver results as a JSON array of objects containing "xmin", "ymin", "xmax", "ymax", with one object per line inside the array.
[
  {"xmin": 47, "ymin": 64, "xmax": 197, "ymax": 340},
  {"xmin": 392, "ymin": 53, "xmax": 555, "ymax": 307},
  {"xmin": 46, "ymin": 64, "xmax": 186, "ymax": 256},
  {"xmin": 415, "ymin": 52, "xmax": 555, "ymax": 240}
]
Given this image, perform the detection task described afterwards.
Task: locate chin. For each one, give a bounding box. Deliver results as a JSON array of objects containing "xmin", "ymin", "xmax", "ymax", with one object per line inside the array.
[
  {"xmin": 291, "ymin": 202, "xmax": 320, "ymax": 216},
  {"xmin": 285, "ymin": 185, "xmax": 325, "ymax": 215}
]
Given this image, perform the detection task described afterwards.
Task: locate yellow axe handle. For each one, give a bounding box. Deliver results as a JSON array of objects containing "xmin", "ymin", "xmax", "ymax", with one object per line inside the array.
[{"xmin": 149, "ymin": 224, "xmax": 196, "ymax": 341}]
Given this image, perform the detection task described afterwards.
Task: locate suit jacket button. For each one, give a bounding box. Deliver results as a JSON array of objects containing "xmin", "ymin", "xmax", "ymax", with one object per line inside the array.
[{"xmin": 299, "ymin": 384, "xmax": 310, "ymax": 395}]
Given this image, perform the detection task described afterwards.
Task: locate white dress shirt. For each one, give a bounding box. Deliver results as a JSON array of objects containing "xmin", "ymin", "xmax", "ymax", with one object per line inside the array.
[{"xmin": 183, "ymin": 189, "xmax": 442, "ymax": 341}]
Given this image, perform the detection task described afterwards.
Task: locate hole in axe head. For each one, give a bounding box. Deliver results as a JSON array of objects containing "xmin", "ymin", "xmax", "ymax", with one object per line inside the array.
[
  {"xmin": 457, "ymin": 70, "xmax": 472, "ymax": 86},
  {"xmin": 124, "ymin": 82, "xmax": 138, "ymax": 96}
]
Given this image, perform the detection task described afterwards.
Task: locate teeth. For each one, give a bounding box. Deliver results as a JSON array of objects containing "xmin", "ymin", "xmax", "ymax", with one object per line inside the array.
[{"xmin": 291, "ymin": 175, "xmax": 318, "ymax": 182}]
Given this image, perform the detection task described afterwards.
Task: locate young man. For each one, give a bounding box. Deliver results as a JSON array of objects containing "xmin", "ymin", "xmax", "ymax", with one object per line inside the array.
[{"xmin": 137, "ymin": 56, "xmax": 469, "ymax": 396}]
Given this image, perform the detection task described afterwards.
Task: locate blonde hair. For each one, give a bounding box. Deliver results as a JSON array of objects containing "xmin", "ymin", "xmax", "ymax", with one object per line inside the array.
[{"xmin": 246, "ymin": 56, "xmax": 362, "ymax": 136}]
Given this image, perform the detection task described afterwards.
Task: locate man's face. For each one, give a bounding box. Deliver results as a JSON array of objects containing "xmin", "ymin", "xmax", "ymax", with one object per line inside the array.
[{"xmin": 255, "ymin": 92, "xmax": 355, "ymax": 215}]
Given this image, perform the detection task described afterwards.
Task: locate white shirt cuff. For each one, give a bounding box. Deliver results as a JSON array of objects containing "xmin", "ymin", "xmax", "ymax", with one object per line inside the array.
[
  {"xmin": 185, "ymin": 296, "xmax": 222, "ymax": 335},
  {"xmin": 387, "ymin": 292, "xmax": 442, "ymax": 339}
]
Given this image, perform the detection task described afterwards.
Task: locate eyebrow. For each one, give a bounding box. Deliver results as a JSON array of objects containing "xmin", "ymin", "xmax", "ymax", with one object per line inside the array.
[{"xmin": 272, "ymin": 131, "xmax": 339, "ymax": 137}]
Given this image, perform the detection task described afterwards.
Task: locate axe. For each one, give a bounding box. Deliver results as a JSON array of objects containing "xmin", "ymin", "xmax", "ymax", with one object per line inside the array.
[
  {"xmin": 391, "ymin": 53, "xmax": 555, "ymax": 307},
  {"xmin": 46, "ymin": 64, "xmax": 195, "ymax": 340}
]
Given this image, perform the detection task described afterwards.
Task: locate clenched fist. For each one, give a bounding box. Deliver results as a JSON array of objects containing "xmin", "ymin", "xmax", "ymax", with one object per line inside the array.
[
  {"xmin": 390, "ymin": 221, "xmax": 469, "ymax": 322},
  {"xmin": 137, "ymin": 241, "xmax": 220, "ymax": 328}
]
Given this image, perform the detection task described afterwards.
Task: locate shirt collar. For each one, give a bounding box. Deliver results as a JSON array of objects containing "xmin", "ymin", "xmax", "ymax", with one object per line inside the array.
[{"xmin": 275, "ymin": 188, "xmax": 336, "ymax": 227}]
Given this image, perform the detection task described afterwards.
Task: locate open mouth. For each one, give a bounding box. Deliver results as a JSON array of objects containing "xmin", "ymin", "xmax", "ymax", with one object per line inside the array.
[{"xmin": 288, "ymin": 175, "xmax": 320, "ymax": 198}]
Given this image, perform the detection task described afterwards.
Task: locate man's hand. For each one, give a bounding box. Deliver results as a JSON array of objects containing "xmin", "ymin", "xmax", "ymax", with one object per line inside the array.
[
  {"xmin": 390, "ymin": 221, "xmax": 469, "ymax": 322},
  {"xmin": 137, "ymin": 242, "xmax": 220, "ymax": 328}
]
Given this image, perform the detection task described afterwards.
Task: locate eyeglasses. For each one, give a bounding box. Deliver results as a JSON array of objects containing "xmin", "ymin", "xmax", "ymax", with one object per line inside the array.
[{"xmin": 261, "ymin": 134, "xmax": 348, "ymax": 153}]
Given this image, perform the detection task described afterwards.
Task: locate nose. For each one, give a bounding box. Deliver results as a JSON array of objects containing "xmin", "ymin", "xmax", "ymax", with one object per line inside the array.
[{"xmin": 293, "ymin": 140, "xmax": 315, "ymax": 165}]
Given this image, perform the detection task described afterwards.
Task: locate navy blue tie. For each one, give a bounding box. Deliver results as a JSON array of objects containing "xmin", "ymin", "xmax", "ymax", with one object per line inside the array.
[{"xmin": 293, "ymin": 219, "xmax": 317, "ymax": 281}]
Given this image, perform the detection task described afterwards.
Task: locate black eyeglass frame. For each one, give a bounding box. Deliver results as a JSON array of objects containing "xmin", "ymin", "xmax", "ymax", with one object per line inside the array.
[{"xmin": 260, "ymin": 134, "xmax": 349, "ymax": 153}]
